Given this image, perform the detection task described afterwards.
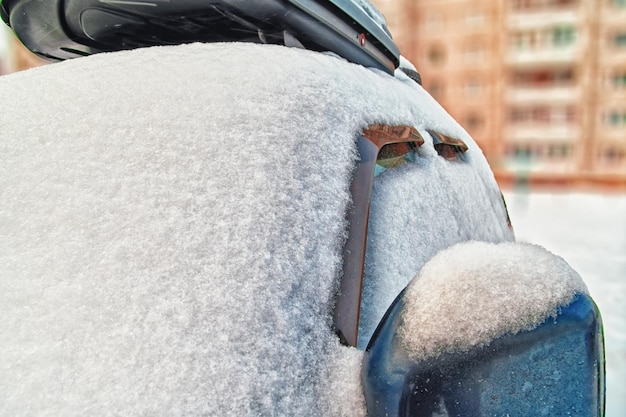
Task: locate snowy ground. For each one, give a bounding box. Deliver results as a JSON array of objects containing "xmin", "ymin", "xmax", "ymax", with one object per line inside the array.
[{"xmin": 503, "ymin": 189, "xmax": 626, "ymax": 417}]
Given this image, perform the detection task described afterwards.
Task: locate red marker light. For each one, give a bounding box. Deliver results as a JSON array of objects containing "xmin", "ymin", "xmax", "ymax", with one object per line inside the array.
[{"xmin": 358, "ymin": 33, "xmax": 366, "ymax": 47}]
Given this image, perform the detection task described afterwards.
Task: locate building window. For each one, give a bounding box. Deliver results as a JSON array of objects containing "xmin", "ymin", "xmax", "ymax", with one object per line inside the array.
[
  {"xmin": 551, "ymin": 0, "xmax": 578, "ymax": 7},
  {"xmin": 552, "ymin": 106, "xmax": 576, "ymax": 122},
  {"xmin": 606, "ymin": 70, "xmax": 626, "ymax": 88},
  {"xmin": 602, "ymin": 147, "xmax": 625, "ymax": 162},
  {"xmin": 614, "ymin": 32, "xmax": 626, "ymax": 47},
  {"xmin": 511, "ymin": 31, "xmax": 542, "ymax": 50},
  {"xmin": 507, "ymin": 143, "xmax": 571, "ymax": 162},
  {"xmin": 512, "ymin": 0, "xmax": 531, "ymax": 10},
  {"xmin": 464, "ymin": 79, "xmax": 484, "ymax": 97},
  {"xmin": 427, "ymin": 44, "xmax": 447, "ymax": 66},
  {"xmin": 552, "ymin": 26, "xmax": 576, "ymax": 47},
  {"xmin": 612, "ymin": 0, "xmax": 626, "ymax": 8},
  {"xmin": 508, "ymin": 145, "xmax": 536, "ymax": 160},
  {"xmin": 512, "ymin": 27, "xmax": 577, "ymax": 50},
  {"xmin": 548, "ymin": 144, "xmax": 571, "ymax": 158},
  {"xmin": 509, "ymin": 106, "xmax": 576, "ymax": 124},
  {"xmin": 512, "ymin": 33, "xmax": 526, "ymax": 50},
  {"xmin": 605, "ymin": 110, "xmax": 626, "ymax": 125},
  {"xmin": 512, "ymin": 0, "xmax": 578, "ymax": 11},
  {"xmin": 598, "ymin": 146, "xmax": 626, "ymax": 168},
  {"xmin": 465, "ymin": 114, "xmax": 484, "ymax": 131},
  {"xmin": 554, "ymin": 69, "xmax": 574, "ymax": 83},
  {"xmin": 532, "ymin": 107, "xmax": 551, "ymax": 123},
  {"xmin": 509, "ymin": 108, "xmax": 530, "ymax": 123},
  {"xmin": 613, "ymin": 72, "xmax": 626, "ymax": 87},
  {"xmin": 427, "ymin": 81, "xmax": 445, "ymax": 98},
  {"xmin": 512, "ymin": 69, "xmax": 574, "ymax": 87}
]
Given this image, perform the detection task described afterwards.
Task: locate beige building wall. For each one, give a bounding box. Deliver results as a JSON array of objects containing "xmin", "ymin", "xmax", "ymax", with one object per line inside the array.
[{"xmin": 594, "ymin": 0, "xmax": 626, "ymax": 176}]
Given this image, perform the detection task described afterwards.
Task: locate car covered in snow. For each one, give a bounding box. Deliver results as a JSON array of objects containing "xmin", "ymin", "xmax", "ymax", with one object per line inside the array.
[{"xmin": 0, "ymin": 1, "xmax": 605, "ymax": 416}]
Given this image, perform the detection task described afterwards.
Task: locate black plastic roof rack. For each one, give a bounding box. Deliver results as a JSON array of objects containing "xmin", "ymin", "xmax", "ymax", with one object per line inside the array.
[{"xmin": 1, "ymin": 0, "xmax": 400, "ymax": 74}]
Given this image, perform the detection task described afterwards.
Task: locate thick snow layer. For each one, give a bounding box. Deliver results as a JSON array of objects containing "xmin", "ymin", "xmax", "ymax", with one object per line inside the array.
[
  {"xmin": 357, "ymin": 143, "xmax": 515, "ymax": 347},
  {"xmin": 399, "ymin": 241, "xmax": 589, "ymax": 361},
  {"xmin": 0, "ymin": 41, "xmax": 503, "ymax": 416}
]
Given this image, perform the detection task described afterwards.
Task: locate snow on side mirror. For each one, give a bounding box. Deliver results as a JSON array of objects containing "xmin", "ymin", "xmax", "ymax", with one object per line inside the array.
[{"xmin": 363, "ymin": 241, "xmax": 605, "ymax": 417}]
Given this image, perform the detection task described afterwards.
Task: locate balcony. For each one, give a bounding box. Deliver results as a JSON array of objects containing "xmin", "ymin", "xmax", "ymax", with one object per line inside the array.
[
  {"xmin": 506, "ymin": 46, "xmax": 579, "ymax": 66},
  {"xmin": 507, "ymin": 21, "xmax": 583, "ymax": 66},
  {"xmin": 507, "ymin": 9, "xmax": 579, "ymax": 30},
  {"xmin": 502, "ymin": 140, "xmax": 577, "ymax": 174},
  {"xmin": 505, "ymin": 46, "xmax": 582, "ymax": 68},
  {"xmin": 503, "ymin": 158, "xmax": 576, "ymax": 174},
  {"xmin": 506, "ymin": 86, "xmax": 580, "ymax": 103},
  {"xmin": 505, "ymin": 124, "xmax": 580, "ymax": 142}
]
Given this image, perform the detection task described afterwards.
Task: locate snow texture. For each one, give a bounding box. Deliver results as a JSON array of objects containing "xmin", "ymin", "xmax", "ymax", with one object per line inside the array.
[
  {"xmin": 399, "ymin": 241, "xmax": 589, "ymax": 361},
  {"xmin": 1, "ymin": 41, "xmax": 505, "ymax": 416},
  {"xmin": 357, "ymin": 138, "xmax": 515, "ymax": 347}
]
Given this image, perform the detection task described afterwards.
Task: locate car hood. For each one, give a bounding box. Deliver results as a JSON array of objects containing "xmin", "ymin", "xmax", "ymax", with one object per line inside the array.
[{"xmin": 0, "ymin": 42, "xmax": 496, "ymax": 416}]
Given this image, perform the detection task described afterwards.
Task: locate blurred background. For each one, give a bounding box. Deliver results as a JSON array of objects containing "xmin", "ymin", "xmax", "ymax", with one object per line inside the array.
[
  {"xmin": 373, "ymin": 0, "xmax": 626, "ymax": 189},
  {"xmin": 1, "ymin": 1, "xmax": 624, "ymax": 415}
]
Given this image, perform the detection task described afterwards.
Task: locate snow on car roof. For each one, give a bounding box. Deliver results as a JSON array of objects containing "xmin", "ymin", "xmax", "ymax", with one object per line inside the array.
[
  {"xmin": 0, "ymin": 42, "xmax": 499, "ymax": 416},
  {"xmin": 399, "ymin": 241, "xmax": 589, "ymax": 361}
]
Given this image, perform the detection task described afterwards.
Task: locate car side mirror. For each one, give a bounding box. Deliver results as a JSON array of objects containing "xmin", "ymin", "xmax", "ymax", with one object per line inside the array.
[{"xmin": 363, "ymin": 241, "xmax": 605, "ymax": 417}]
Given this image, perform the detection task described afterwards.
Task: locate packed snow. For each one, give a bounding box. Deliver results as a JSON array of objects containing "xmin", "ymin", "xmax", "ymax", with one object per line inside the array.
[
  {"xmin": 398, "ymin": 241, "xmax": 588, "ymax": 361},
  {"xmin": 0, "ymin": 41, "xmax": 505, "ymax": 416}
]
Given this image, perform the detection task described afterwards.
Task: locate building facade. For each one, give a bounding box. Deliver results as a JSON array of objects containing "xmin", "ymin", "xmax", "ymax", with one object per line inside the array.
[{"xmin": 373, "ymin": 0, "xmax": 626, "ymax": 186}]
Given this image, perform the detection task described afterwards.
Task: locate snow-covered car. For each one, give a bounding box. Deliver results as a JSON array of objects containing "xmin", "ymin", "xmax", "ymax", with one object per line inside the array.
[{"xmin": 0, "ymin": 2, "xmax": 604, "ymax": 417}]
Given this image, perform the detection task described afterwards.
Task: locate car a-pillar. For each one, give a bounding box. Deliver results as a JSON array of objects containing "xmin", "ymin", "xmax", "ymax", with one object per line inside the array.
[
  {"xmin": 333, "ymin": 123, "xmax": 425, "ymax": 348},
  {"xmin": 333, "ymin": 123, "xmax": 469, "ymax": 348}
]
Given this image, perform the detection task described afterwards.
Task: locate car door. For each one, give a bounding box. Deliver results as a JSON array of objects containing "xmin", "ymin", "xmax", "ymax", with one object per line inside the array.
[{"xmin": 334, "ymin": 124, "xmax": 514, "ymax": 348}]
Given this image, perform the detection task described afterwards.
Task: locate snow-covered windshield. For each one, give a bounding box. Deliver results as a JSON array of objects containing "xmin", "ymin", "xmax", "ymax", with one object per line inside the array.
[{"xmin": 1, "ymin": 41, "xmax": 508, "ymax": 416}]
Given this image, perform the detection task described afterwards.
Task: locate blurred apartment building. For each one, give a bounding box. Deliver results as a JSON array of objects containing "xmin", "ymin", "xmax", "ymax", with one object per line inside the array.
[{"xmin": 373, "ymin": 0, "xmax": 626, "ymax": 186}]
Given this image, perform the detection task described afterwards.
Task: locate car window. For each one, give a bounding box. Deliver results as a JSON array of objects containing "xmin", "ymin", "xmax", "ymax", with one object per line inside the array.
[
  {"xmin": 428, "ymin": 130, "xmax": 469, "ymax": 161},
  {"xmin": 357, "ymin": 129, "xmax": 514, "ymax": 349},
  {"xmin": 375, "ymin": 142, "xmax": 417, "ymax": 176},
  {"xmin": 333, "ymin": 124, "xmax": 424, "ymax": 347}
]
